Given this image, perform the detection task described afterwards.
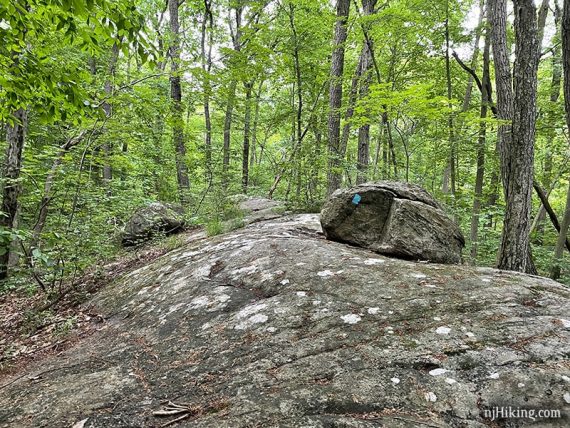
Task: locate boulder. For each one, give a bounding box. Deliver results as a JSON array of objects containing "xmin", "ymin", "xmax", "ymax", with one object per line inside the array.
[
  {"xmin": 1, "ymin": 214, "xmax": 569, "ymax": 427},
  {"xmin": 238, "ymin": 196, "xmax": 286, "ymax": 224},
  {"xmin": 121, "ymin": 202, "xmax": 185, "ymax": 246},
  {"xmin": 321, "ymin": 181, "xmax": 465, "ymax": 263}
]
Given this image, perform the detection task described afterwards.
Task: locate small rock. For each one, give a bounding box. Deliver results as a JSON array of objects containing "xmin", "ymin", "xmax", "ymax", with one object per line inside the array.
[{"xmin": 436, "ymin": 326, "xmax": 451, "ymax": 335}]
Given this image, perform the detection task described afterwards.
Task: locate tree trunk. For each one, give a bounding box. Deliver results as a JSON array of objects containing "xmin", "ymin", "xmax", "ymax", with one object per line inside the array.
[
  {"xmin": 169, "ymin": 0, "xmax": 190, "ymax": 203},
  {"xmin": 551, "ymin": 179, "xmax": 570, "ymax": 279},
  {"xmin": 552, "ymin": 0, "xmax": 570, "ymax": 279},
  {"xmin": 462, "ymin": 0, "xmax": 485, "ymax": 112},
  {"xmin": 201, "ymin": 0, "xmax": 214, "ymax": 179},
  {"xmin": 382, "ymin": 111, "xmax": 397, "ymax": 177},
  {"xmin": 250, "ymin": 81, "xmax": 263, "ymax": 172},
  {"xmin": 469, "ymin": 27, "xmax": 491, "ymax": 264},
  {"xmin": 356, "ymin": 43, "xmax": 372, "ymax": 184},
  {"xmin": 0, "ymin": 109, "xmax": 27, "ymax": 281},
  {"xmin": 537, "ymin": 0, "xmax": 550, "ymax": 48},
  {"xmin": 101, "ymin": 43, "xmax": 120, "ymax": 185},
  {"xmin": 355, "ymin": 0, "xmax": 376, "ymax": 184},
  {"xmin": 223, "ymin": 80, "xmax": 237, "ymax": 177},
  {"xmin": 289, "ymin": 3, "xmax": 304, "ymax": 199},
  {"xmin": 535, "ymin": 0, "xmax": 561, "ymax": 240},
  {"xmin": 242, "ymin": 82, "xmax": 253, "ymax": 193},
  {"xmin": 327, "ymin": 0, "xmax": 351, "ymax": 195},
  {"xmin": 533, "ymin": 181, "xmax": 570, "ymax": 253},
  {"xmin": 444, "ymin": 2, "xmax": 456, "ymax": 196},
  {"xmin": 339, "ymin": 48, "xmax": 365, "ymax": 161},
  {"xmin": 491, "ymin": 0, "xmax": 539, "ymax": 274},
  {"xmin": 223, "ymin": 6, "xmax": 243, "ymax": 182},
  {"xmin": 30, "ymin": 133, "xmax": 84, "ymax": 251}
]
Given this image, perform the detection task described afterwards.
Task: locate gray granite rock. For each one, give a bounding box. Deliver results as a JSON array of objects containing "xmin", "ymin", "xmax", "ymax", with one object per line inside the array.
[
  {"xmin": 1, "ymin": 214, "xmax": 568, "ymax": 427},
  {"xmin": 320, "ymin": 181, "xmax": 465, "ymax": 263}
]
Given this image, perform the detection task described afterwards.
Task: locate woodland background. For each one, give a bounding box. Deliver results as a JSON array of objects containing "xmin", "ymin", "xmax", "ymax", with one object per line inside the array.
[{"xmin": 1, "ymin": 0, "xmax": 570, "ymax": 297}]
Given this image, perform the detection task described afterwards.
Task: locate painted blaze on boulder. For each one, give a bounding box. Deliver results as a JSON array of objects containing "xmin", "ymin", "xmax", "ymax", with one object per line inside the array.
[
  {"xmin": 320, "ymin": 181, "xmax": 465, "ymax": 263},
  {"xmin": 121, "ymin": 202, "xmax": 185, "ymax": 246}
]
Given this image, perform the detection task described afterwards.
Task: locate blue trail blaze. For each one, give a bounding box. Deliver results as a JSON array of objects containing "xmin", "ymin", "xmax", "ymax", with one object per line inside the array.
[{"xmin": 352, "ymin": 194, "xmax": 362, "ymax": 205}]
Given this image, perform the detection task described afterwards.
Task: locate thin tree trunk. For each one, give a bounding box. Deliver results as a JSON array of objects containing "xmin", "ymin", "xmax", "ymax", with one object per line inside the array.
[
  {"xmin": 383, "ymin": 111, "xmax": 397, "ymax": 177},
  {"xmin": 444, "ymin": 2, "xmax": 456, "ymax": 196},
  {"xmin": 537, "ymin": 0, "xmax": 550, "ymax": 48},
  {"xmin": 250, "ymin": 80, "xmax": 263, "ymax": 171},
  {"xmin": 242, "ymin": 82, "xmax": 253, "ymax": 193},
  {"xmin": 169, "ymin": 0, "xmax": 190, "ymax": 202},
  {"xmin": 310, "ymin": 127, "xmax": 322, "ymax": 200},
  {"xmin": 201, "ymin": 0, "xmax": 214, "ymax": 179},
  {"xmin": 289, "ymin": 3, "xmax": 304, "ymax": 199},
  {"xmin": 223, "ymin": 6, "xmax": 243, "ymax": 181},
  {"xmin": 356, "ymin": 43, "xmax": 372, "ymax": 184},
  {"xmin": 356, "ymin": 0, "xmax": 376, "ymax": 184},
  {"xmin": 533, "ymin": 181, "xmax": 570, "ymax": 253},
  {"xmin": 551, "ymin": 179, "xmax": 570, "ymax": 279},
  {"xmin": 339, "ymin": 48, "xmax": 365, "ymax": 161},
  {"xmin": 490, "ymin": 0, "xmax": 539, "ymax": 274},
  {"xmin": 552, "ymin": 0, "xmax": 570, "ymax": 279},
  {"xmin": 101, "ymin": 43, "xmax": 120, "ymax": 185},
  {"xmin": 470, "ymin": 27, "xmax": 491, "ymax": 264},
  {"xmin": 327, "ymin": 0, "xmax": 351, "ymax": 195},
  {"xmin": 536, "ymin": 0, "xmax": 561, "ymax": 240},
  {"xmin": 223, "ymin": 80, "xmax": 237, "ymax": 177},
  {"xmin": 462, "ymin": 0, "xmax": 485, "ymax": 112},
  {"xmin": 30, "ymin": 133, "xmax": 85, "ymax": 251},
  {"xmin": 0, "ymin": 109, "xmax": 27, "ymax": 281}
]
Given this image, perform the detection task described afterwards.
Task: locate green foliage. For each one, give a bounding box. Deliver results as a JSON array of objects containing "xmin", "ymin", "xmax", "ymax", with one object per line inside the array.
[{"xmin": 1, "ymin": 0, "xmax": 569, "ymax": 300}]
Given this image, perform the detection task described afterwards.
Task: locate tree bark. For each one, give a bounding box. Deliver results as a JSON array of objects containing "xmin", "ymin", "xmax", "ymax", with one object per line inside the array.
[
  {"xmin": 443, "ymin": 1, "xmax": 456, "ymax": 196},
  {"xmin": 490, "ymin": 0, "xmax": 539, "ymax": 274},
  {"xmin": 222, "ymin": 6, "xmax": 244, "ymax": 182},
  {"xmin": 469, "ymin": 25, "xmax": 491, "ymax": 264},
  {"xmin": 462, "ymin": 0, "xmax": 486, "ymax": 112},
  {"xmin": 201, "ymin": 0, "xmax": 214, "ymax": 179},
  {"xmin": 249, "ymin": 80, "xmax": 263, "ymax": 171},
  {"xmin": 551, "ymin": 179, "xmax": 570, "ymax": 279},
  {"xmin": 30, "ymin": 133, "xmax": 85, "ymax": 251},
  {"xmin": 101, "ymin": 43, "xmax": 120, "ymax": 185},
  {"xmin": 533, "ymin": 181, "xmax": 570, "ymax": 253},
  {"xmin": 339, "ymin": 48, "xmax": 365, "ymax": 162},
  {"xmin": 552, "ymin": 0, "xmax": 570, "ymax": 279},
  {"xmin": 169, "ymin": 0, "xmax": 190, "ymax": 203},
  {"xmin": 355, "ymin": 0, "xmax": 376, "ymax": 184},
  {"xmin": 0, "ymin": 109, "xmax": 27, "ymax": 281},
  {"xmin": 537, "ymin": 0, "xmax": 550, "ymax": 48},
  {"xmin": 242, "ymin": 82, "xmax": 253, "ymax": 193},
  {"xmin": 327, "ymin": 0, "xmax": 351, "ymax": 195},
  {"xmin": 223, "ymin": 80, "xmax": 237, "ymax": 177},
  {"xmin": 535, "ymin": 0, "xmax": 561, "ymax": 239},
  {"xmin": 356, "ymin": 43, "xmax": 372, "ymax": 184}
]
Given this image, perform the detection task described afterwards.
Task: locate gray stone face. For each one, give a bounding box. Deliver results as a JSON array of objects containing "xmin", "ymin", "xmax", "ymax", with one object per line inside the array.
[
  {"xmin": 121, "ymin": 202, "xmax": 185, "ymax": 246},
  {"xmin": 1, "ymin": 214, "xmax": 569, "ymax": 427},
  {"xmin": 320, "ymin": 181, "xmax": 465, "ymax": 263}
]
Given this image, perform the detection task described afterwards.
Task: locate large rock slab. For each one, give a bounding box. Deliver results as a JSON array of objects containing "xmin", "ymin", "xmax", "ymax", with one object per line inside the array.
[
  {"xmin": 237, "ymin": 195, "xmax": 286, "ymax": 224},
  {"xmin": 1, "ymin": 214, "xmax": 569, "ymax": 427},
  {"xmin": 121, "ymin": 202, "xmax": 185, "ymax": 246},
  {"xmin": 321, "ymin": 181, "xmax": 465, "ymax": 263}
]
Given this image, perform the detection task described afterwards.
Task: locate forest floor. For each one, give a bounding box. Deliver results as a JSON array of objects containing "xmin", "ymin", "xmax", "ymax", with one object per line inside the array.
[{"xmin": 0, "ymin": 227, "xmax": 203, "ymax": 383}]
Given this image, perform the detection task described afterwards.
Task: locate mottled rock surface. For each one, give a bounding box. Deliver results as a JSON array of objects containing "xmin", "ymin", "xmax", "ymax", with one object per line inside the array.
[
  {"xmin": 122, "ymin": 202, "xmax": 185, "ymax": 246},
  {"xmin": 320, "ymin": 182, "xmax": 465, "ymax": 263},
  {"xmin": 238, "ymin": 196, "xmax": 286, "ymax": 224},
  {"xmin": 1, "ymin": 214, "xmax": 569, "ymax": 427}
]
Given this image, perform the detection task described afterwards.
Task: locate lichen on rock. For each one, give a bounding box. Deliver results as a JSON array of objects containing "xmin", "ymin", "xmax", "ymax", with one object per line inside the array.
[{"xmin": 0, "ymin": 213, "xmax": 568, "ymax": 427}]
